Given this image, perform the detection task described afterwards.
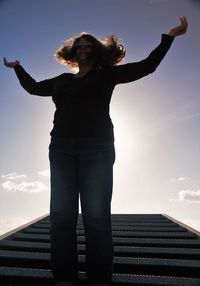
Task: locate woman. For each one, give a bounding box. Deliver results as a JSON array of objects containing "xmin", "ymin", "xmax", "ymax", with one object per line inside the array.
[{"xmin": 4, "ymin": 17, "xmax": 188, "ymax": 286}]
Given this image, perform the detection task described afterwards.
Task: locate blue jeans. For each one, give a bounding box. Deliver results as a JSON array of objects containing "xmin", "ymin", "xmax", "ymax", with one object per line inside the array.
[{"xmin": 49, "ymin": 137, "xmax": 115, "ymax": 284}]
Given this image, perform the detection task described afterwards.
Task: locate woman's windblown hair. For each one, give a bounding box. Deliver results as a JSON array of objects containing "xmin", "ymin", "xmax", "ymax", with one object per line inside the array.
[{"xmin": 54, "ymin": 32, "xmax": 126, "ymax": 70}]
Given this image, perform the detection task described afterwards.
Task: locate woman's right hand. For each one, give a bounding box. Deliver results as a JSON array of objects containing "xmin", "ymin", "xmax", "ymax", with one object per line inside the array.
[
  {"xmin": 3, "ymin": 57, "xmax": 20, "ymax": 68},
  {"xmin": 168, "ymin": 17, "xmax": 188, "ymax": 38}
]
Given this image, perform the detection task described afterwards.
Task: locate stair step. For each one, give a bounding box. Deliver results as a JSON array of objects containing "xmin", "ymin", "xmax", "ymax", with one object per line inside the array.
[
  {"xmin": 31, "ymin": 225, "xmax": 185, "ymax": 232},
  {"xmin": 23, "ymin": 228, "xmax": 195, "ymax": 238},
  {"xmin": 0, "ymin": 250, "xmax": 200, "ymax": 277},
  {"xmin": 12, "ymin": 233, "xmax": 200, "ymax": 248},
  {"xmin": 0, "ymin": 266, "xmax": 200, "ymax": 286},
  {"xmin": 36, "ymin": 222, "xmax": 179, "ymax": 227},
  {"xmin": 1, "ymin": 240, "xmax": 200, "ymax": 259}
]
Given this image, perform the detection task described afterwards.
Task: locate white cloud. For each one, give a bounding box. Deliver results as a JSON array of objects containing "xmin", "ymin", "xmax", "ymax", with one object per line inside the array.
[
  {"xmin": 169, "ymin": 177, "xmax": 186, "ymax": 182},
  {"xmin": 1, "ymin": 172, "xmax": 27, "ymax": 180},
  {"xmin": 0, "ymin": 217, "xmax": 28, "ymax": 236},
  {"xmin": 178, "ymin": 190, "xmax": 200, "ymax": 203},
  {"xmin": 171, "ymin": 189, "xmax": 200, "ymax": 203},
  {"xmin": 38, "ymin": 170, "xmax": 50, "ymax": 177},
  {"xmin": 1, "ymin": 180, "xmax": 47, "ymax": 193},
  {"xmin": 177, "ymin": 177, "xmax": 186, "ymax": 181}
]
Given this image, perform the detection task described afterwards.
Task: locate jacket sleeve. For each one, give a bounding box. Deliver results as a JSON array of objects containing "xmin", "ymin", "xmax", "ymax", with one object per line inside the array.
[
  {"xmin": 107, "ymin": 34, "xmax": 174, "ymax": 85},
  {"xmin": 14, "ymin": 64, "xmax": 61, "ymax": 96}
]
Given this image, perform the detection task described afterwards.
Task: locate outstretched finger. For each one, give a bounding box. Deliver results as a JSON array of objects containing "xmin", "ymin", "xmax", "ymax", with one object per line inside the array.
[
  {"xmin": 180, "ymin": 16, "xmax": 188, "ymax": 27},
  {"xmin": 3, "ymin": 57, "xmax": 9, "ymax": 66}
]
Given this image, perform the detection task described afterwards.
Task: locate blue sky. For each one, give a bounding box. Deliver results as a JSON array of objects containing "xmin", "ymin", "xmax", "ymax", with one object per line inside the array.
[{"xmin": 0, "ymin": 0, "xmax": 200, "ymax": 235}]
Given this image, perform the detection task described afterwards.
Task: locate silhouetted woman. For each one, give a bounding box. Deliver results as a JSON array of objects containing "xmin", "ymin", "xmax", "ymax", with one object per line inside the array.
[{"xmin": 4, "ymin": 17, "xmax": 188, "ymax": 286}]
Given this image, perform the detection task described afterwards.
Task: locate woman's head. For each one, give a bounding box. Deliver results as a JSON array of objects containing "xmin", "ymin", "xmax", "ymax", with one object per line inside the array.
[
  {"xmin": 54, "ymin": 32, "xmax": 126, "ymax": 70},
  {"xmin": 72, "ymin": 35, "xmax": 99, "ymax": 66}
]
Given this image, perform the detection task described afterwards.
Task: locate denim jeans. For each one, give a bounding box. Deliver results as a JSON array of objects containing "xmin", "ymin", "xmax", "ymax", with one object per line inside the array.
[{"xmin": 49, "ymin": 136, "xmax": 115, "ymax": 284}]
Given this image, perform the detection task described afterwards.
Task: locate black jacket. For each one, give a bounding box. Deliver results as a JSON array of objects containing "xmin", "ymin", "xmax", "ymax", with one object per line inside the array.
[{"xmin": 14, "ymin": 34, "xmax": 174, "ymax": 141}]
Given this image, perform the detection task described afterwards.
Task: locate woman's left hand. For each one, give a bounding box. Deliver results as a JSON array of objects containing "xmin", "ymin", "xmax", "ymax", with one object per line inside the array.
[{"xmin": 168, "ymin": 16, "xmax": 188, "ymax": 38}]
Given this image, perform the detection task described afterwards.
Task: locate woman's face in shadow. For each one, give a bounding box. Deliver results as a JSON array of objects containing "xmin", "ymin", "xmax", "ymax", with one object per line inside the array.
[{"xmin": 74, "ymin": 37, "xmax": 96, "ymax": 64}]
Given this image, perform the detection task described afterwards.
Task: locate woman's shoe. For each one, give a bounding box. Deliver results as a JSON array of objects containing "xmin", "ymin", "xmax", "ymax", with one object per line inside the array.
[
  {"xmin": 89, "ymin": 284, "xmax": 110, "ymax": 286},
  {"xmin": 55, "ymin": 282, "xmax": 79, "ymax": 286}
]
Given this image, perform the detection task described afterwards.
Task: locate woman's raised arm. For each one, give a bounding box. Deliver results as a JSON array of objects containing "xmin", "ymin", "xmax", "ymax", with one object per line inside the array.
[
  {"xmin": 3, "ymin": 57, "xmax": 61, "ymax": 96},
  {"xmin": 106, "ymin": 17, "xmax": 188, "ymax": 85},
  {"xmin": 3, "ymin": 57, "xmax": 20, "ymax": 68}
]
